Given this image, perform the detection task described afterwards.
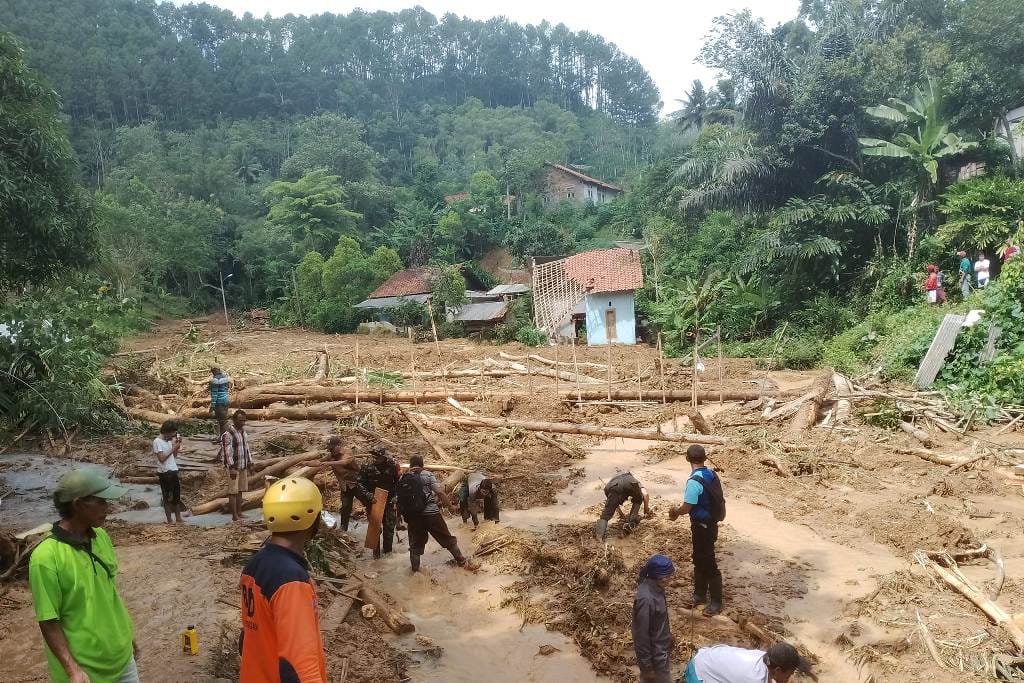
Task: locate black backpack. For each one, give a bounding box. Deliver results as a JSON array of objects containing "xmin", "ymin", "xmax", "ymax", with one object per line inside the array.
[
  {"xmin": 689, "ymin": 470, "xmax": 726, "ymax": 522},
  {"xmin": 397, "ymin": 470, "xmax": 429, "ymax": 517}
]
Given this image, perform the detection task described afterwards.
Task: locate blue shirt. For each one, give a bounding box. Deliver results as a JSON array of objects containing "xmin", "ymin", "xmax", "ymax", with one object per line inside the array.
[
  {"xmin": 210, "ymin": 374, "xmax": 230, "ymax": 405},
  {"xmin": 683, "ymin": 477, "xmax": 703, "ymax": 505}
]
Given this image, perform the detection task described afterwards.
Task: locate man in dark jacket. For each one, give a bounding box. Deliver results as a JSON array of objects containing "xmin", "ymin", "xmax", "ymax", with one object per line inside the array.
[
  {"xmin": 669, "ymin": 444, "xmax": 724, "ymax": 616},
  {"xmin": 356, "ymin": 446, "xmax": 401, "ymax": 557},
  {"xmin": 595, "ymin": 471, "xmax": 650, "ymax": 541},
  {"xmin": 632, "ymin": 554, "xmax": 676, "ymax": 683}
]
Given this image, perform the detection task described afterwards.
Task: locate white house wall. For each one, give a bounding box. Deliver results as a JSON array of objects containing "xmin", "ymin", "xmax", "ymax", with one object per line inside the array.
[{"xmin": 585, "ymin": 291, "xmax": 636, "ymax": 346}]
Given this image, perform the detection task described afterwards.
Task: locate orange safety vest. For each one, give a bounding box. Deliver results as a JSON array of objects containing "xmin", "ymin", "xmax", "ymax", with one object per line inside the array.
[{"xmin": 239, "ymin": 544, "xmax": 327, "ymax": 683}]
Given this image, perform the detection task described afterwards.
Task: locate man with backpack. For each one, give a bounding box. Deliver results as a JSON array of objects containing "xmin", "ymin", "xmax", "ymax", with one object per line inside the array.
[
  {"xmin": 668, "ymin": 445, "xmax": 725, "ymax": 616},
  {"xmin": 397, "ymin": 454, "xmax": 468, "ymax": 572}
]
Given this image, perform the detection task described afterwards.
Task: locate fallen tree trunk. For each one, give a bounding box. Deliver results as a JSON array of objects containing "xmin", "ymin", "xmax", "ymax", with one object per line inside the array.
[
  {"xmin": 321, "ymin": 578, "xmax": 362, "ymax": 632},
  {"xmin": 921, "ymin": 555, "xmax": 1024, "ymax": 653},
  {"xmin": 900, "ymin": 421, "xmax": 933, "ymax": 447},
  {"xmin": 535, "ymin": 432, "xmax": 581, "ymax": 458},
  {"xmin": 357, "ymin": 584, "xmax": 415, "ymax": 634},
  {"xmin": 832, "ymin": 373, "xmax": 853, "ymax": 423},
  {"xmin": 253, "ymin": 450, "xmax": 322, "ymax": 479},
  {"xmin": 685, "ymin": 408, "xmax": 713, "ymax": 435},
  {"xmin": 191, "ymin": 465, "xmax": 317, "ymax": 515},
  {"xmin": 498, "ymin": 351, "xmax": 607, "ymax": 371},
  {"xmin": 398, "ymin": 407, "xmax": 453, "ymax": 464},
  {"xmin": 788, "ymin": 371, "xmax": 832, "ymax": 436},
  {"xmin": 895, "ymin": 447, "xmax": 972, "ymax": 467},
  {"xmin": 482, "ymin": 357, "xmax": 602, "ymax": 384},
  {"xmin": 413, "ymin": 413, "xmax": 728, "ymax": 445}
]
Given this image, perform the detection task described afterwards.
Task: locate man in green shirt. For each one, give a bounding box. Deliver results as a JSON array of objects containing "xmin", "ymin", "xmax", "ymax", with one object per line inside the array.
[
  {"xmin": 957, "ymin": 250, "xmax": 972, "ymax": 299},
  {"xmin": 29, "ymin": 468, "xmax": 138, "ymax": 683}
]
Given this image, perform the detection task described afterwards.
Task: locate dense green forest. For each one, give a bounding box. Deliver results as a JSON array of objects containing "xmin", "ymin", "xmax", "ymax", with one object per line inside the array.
[{"xmin": 3, "ymin": 0, "xmax": 1024, "ymax": 433}]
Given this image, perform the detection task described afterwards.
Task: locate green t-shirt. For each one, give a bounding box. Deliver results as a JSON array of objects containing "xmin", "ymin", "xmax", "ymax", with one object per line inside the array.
[
  {"xmin": 29, "ymin": 525, "xmax": 134, "ymax": 683},
  {"xmin": 960, "ymin": 257, "xmax": 971, "ymax": 275}
]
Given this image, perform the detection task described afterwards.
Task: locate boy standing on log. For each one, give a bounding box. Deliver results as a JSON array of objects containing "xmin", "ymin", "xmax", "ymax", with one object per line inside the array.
[
  {"xmin": 397, "ymin": 454, "xmax": 467, "ymax": 572},
  {"xmin": 221, "ymin": 409, "xmax": 255, "ymax": 521},
  {"xmin": 209, "ymin": 367, "xmax": 231, "ymax": 439},
  {"xmin": 595, "ymin": 472, "xmax": 650, "ymax": 541},
  {"xmin": 669, "ymin": 445, "xmax": 726, "ymax": 616}
]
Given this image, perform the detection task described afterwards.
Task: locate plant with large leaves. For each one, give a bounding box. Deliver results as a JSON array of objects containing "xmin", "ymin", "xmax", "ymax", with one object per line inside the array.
[{"xmin": 859, "ymin": 77, "xmax": 976, "ymax": 257}]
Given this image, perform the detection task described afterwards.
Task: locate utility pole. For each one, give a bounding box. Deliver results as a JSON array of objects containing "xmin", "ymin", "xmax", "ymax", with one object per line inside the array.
[{"xmin": 202, "ymin": 271, "xmax": 233, "ymax": 328}]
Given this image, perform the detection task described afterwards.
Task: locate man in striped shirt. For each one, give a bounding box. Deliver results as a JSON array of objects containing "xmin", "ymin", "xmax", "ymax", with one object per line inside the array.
[{"xmin": 221, "ymin": 409, "xmax": 255, "ymax": 521}]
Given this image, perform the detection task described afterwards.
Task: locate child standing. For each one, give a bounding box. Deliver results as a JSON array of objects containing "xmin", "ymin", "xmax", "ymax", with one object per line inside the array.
[{"xmin": 153, "ymin": 420, "xmax": 184, "ymax": 523}]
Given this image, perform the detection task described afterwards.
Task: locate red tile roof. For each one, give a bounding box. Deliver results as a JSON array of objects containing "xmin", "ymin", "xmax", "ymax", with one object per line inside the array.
[
  {"xmin": 563, "ymin": 248, "xmax": 643, "ymax": 294},
  {"xmin": 365, "ymin": 267, "xmax": 440, "ymax": 299},
  {"xmin": 544, "ymin": 162, "xmax": 623, "ymax": 193}
]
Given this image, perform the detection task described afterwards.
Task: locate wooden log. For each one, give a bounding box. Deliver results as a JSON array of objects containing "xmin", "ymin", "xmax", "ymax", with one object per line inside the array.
[
  {"xmin": 832, "ymin": 373, "xmax": 853, "ymax": 423},
  {"xmin": 321, "ymin": 578, "xmax": 363, "ymax": 632},
  {"xmin": 357, "ymin": 584, "xmax": 415, "ymax": 634},
  {"xmin": 364, "ymin": 488, "xmax": 388, "ymax": 551},
  {"xmin": 498, "ymin": 351, "xmax": 607, "ymax": 371},
  {"xmin": 922, "ymin": 556, "xmax": 1024, "ymax": 653},
  {"xmin": 446, "ymin": 397, "xmax": 475, "ymax": 416},
  {"xmin": 483, "ymin": 357, "xmax": 601, "ymax": 384},
  {"xmin": 191, "ymin": 465, "xmax": 316, "ymax": 515},
  {"xmin": 788, "ymin": 371, "xmax": 832, "ymax": 436},
  {"xmin": 900, "ymin": 421, "xmax": 933, "ymax": 448},
  {"xmin": 253, "ymin": 450, "xmax": 322, "ymax": 479},
  {"xmin": 398, "ymin": 407, "xmax": 453, "ymax": 464},
  {"xmin": 685, "ymin": 408, "xmax": 713, "ymax": 435},
  {"xmin": 535, "ymin": 432, "xmax": 580, "ymax": 458},
  {"xmin": 895, "ymin": 447, "xmax": 972, "ymax": 467},
  {"xmin": 412, "ymin": 413, "xmax": 728, "ymax": 445}
]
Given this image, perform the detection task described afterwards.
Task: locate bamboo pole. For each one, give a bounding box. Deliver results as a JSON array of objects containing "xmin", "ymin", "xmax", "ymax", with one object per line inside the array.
[
  {"xmin": 554, "ymin": 343, "xmax": 559, "ymax": 397},
  {"xmin": 636, "ymin": 353, "xmax": 643, "ymax": 402},
  {"xmin": 413, "ymin": 413, "xmax": 728, "ymax": 445},
  {"xmin": 606, "ymin": 335, "xmax": 612, "ymax": 402},
  {"xmin": 657, "ymin": 332, "xmax": 667, "ymax": 406},
  {"xmin": 426, "ymin": 299, "xmax": 447, "ymax": 398},
  {"xmin": 572, "ymin": 339, "xmax": 582, "ymax": 403},
  {"xmin": 354, "ymin": 341, "xmax": 360, "ymax": 407},
  {"xmin": 717, "ymin": 326, "xmax": 724, "ymax": 406},
  {"xmin": 691, "ymin": 327, "xmax": 699, "ymax": 408},
  {"xmin": 409, "ymin": 327, "xmax": 417, "ymax": 406},
  {"xmin": 527, "ymin": 354, "xmax": 533, "ymax": 394}
]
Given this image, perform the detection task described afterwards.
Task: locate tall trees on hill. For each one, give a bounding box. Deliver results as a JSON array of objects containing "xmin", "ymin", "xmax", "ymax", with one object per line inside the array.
[{"xmin": 1, "ymin": 0, "xmax": 661, "ymax": 131}]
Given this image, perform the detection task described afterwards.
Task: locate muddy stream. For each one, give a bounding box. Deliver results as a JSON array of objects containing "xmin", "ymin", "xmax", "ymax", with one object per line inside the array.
[{"xmin": 371, "ymin": 394, "xmax": 897, "ymax": 682}]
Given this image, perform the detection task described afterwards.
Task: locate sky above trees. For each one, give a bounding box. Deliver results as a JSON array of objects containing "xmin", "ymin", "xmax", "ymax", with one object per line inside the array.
[{"xmin": 171, "ymin": 0, "xmax": 801, "ymax": 116}]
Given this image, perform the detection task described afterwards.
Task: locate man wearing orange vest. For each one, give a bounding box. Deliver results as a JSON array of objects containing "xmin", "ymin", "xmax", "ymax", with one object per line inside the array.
[{"xmin": 239, "ymin": 476, "xmax": 327, "ymax": 683}]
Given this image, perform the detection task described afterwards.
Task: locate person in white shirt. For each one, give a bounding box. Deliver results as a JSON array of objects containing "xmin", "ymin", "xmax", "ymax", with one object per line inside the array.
[
  {"xmin": 153, "ymin": 420, "xmax": 184, "ymax": 524},
  {"xmin": 684, "ymin": 642, "xmax": 807, "ymax": 683},
  {"xmin": 974, "ymin": 255, "xmax": 991, "ymax": 288}
]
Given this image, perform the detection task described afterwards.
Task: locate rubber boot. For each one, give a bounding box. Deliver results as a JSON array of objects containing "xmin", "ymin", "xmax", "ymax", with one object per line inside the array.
[
  {"xmin": 449, "ymin": 544, "xmax": 467, "ymax": 566},
  {"xmin": 690, "ymin": 568, "xmax": 707, "ymax": 607},
  {"xmin": 594, "ymin": 518, "xmax": 609, "ymax": 541},
  {"xmin": 703, "ymin": 574, "xmax": 723, "ymax": 616},
  {"xmin": 410, "ymin": 551, "xmax": 421, "ymax": 572}
]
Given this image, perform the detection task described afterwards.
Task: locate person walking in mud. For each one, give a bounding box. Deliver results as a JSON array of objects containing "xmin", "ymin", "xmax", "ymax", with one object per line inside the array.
[
  {"xmin": 355, "ymin": 445, "xmax": 402, "ymax": 557},
  {"xmin": 323, "ymin": 437, "xmax": 369, "ymax": 531},
  {"xmin": 458, "ymin": 471, "xmax": 500, "ymax": 529},
  {"xmin": 595, "ymin": 471, "xmax": 650, "ymax": 541},
  {"xmin": 209, "ymin": 367, "xmax": 231, "ymax": 440},
  {"xmin": 668, "ymin": 445, "xmax": 726, "ymax": 616},
  {"xmin": 685, "ymin": 641, "xmax": 809, "ymax": 683},
  {"xmin": 29, "ymin": 468, "xmax": 139, "ymax": 683},
  {"xmin": 240, "ymin": 476, "xmax": 328, "ymax": 683},
  {"xmin": 221, "ymin": 409, "xmax": 255, "ymax": 521},
  {"xmin": 632, "ymin": 554, "xmax": 676, "ymax": 683},
  {"xmin": 397, "ymin": 454, "xmax": 468, "ymax": 572}
]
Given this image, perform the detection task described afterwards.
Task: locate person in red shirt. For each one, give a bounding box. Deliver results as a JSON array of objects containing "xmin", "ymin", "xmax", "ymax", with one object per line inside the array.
[
  {"xmin": 1004, "ymin": 238, "xmax": 1021, "ymax": 263},
  {"xmin": 923, "ymin": 265, "xmax": 939, "ymax": 304},
  {"xmin": 240, "ymin": 476, "xmax": 327, "ymax": 683}
]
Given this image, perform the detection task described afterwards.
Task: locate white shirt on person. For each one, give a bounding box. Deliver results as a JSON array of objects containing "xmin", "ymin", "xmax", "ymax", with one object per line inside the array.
[
  {"xmin": 693, "ymin": 645, "xmax": 769, "ymax": 683},
  {"xmin": 153, "ymin": 437, "xmax": 179, "ymax": 473},
  {"xmin": 975, "ymin": 258, "xmax": 990, "ymax": 285}
]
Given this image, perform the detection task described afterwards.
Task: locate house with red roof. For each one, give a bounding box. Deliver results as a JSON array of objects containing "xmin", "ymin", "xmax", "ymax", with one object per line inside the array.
[
  {"xmin": 532, "ymin": 247, "xmax": 643, "ymax": 345},
  {"xmin": 354, "ymin": 265, "xmax": 506, "ymax": 328}
]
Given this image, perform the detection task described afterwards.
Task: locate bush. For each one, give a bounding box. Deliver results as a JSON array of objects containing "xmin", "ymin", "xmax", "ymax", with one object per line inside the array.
[
  {"xmin": 434, "ymin": 321, "xmax": 466, "ymax": 340},
  {"xmin": 793, "ymin": 294, "xmax": 855, "ymax": 338},
  {"xmin": 778, "ymin": 336, "xmax": 823, "ymax": 370},
  {"xmin": 515, "ymin": 326, "xmax": 548, "ymax": 347}
]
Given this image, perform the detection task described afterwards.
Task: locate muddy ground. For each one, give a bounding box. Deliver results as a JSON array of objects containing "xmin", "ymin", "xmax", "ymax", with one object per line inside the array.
[{"xmin": 1, "ymin": 317, "xmax": 1023, "ymax": 682}]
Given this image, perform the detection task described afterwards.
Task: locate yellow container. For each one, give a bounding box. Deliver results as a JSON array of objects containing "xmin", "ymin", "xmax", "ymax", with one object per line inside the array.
[{"xmin": 181, "ymin": 625, "xmax": 198, "ymax": 656}]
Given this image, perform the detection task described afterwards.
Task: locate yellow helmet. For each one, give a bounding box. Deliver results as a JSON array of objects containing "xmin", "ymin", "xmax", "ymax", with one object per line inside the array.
[{"xmin": 263, "ymin": 477, "xmax": 323, "ymax": 532}]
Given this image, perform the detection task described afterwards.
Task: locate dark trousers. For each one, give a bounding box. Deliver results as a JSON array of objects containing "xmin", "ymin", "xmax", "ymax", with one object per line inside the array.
[
  {"xmin": 339, "ymin": 486, "xmax": 372, "ymax": 531},
  {"xmin": 601, "ymin": 492, "xmax": 641, "ymax": 525},
  {"xmin": 407, "ymin": 512, "xmax": 460, "ymax": 557},
  {"xmin": 378, "ymin": 497, "xmax": 398, "ymax": 554},
  {"xmin": 158, "ymin": 471, "xmax": 181, "ymax": 507},
  {"xmin": 691, "ymin": 519, "xmax": 721, "ymax": 597},
  {"xmin": 459, "ymin": 488, "xmax": 501, "ymax": 526}
]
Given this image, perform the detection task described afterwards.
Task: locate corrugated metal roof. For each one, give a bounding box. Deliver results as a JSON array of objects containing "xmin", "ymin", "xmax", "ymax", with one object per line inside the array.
[
  {"xmin": 487, "ymin": 284, "xmax": 531, "ymax": 295},
  {"xmin": 1006, "ymin": 105, "xmax": 1024, "ymax": 122},
  {"xmin": 453, "ymin": 301, "xmax": 509, "ymax": 322},
  {"xmin": 354, "ymin": 294, "xmax": 430, "ymax": 309},
  {"xmin": 544, "ymin": 162, "xmax": 623, "ymax": 193}
]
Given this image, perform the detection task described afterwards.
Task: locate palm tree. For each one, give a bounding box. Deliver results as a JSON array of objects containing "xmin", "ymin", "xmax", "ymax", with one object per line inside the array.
[
  {"xmin": 859, "ymin": 77, "xmax": 976, "ymax": 256},
  {"xmin": 674, "ymin": 126, "xmax": 773, "ymax": 213},
  {"xmin": 670, "ymin": 80, "xmax": 710, "ymax": 131},
  {"xmin": 235, "ymin": 154, "xmax": 263, "ymax": 185}
]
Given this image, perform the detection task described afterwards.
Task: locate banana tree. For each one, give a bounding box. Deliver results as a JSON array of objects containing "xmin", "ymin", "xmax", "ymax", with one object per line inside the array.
[{"xmin": 859, "ymin": 77, "xmax": 976, "ymax": 256}]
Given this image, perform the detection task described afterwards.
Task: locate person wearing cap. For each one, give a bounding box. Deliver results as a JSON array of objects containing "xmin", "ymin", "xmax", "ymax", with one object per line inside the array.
[
  {"xmin": 669, "ymin": 445, "xmax": 725, "ymax": 616},
  {"xmin": 239, "ymin": 476, "xmax": 327, "ymax": 683},
  {"xmin": 28, "ymin": 468, "xmax": 138, "ymax": 683},
  {"xmin": 685, "ymin": 642, "xmax": 808, "ymax": 683},
  {"xmin": 355, "ymin": 445, "xmax": 401, "ymax": 558},
  {"xmin": 632, "ymin": 554, "xmax": 676, "ymax": 683}
]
